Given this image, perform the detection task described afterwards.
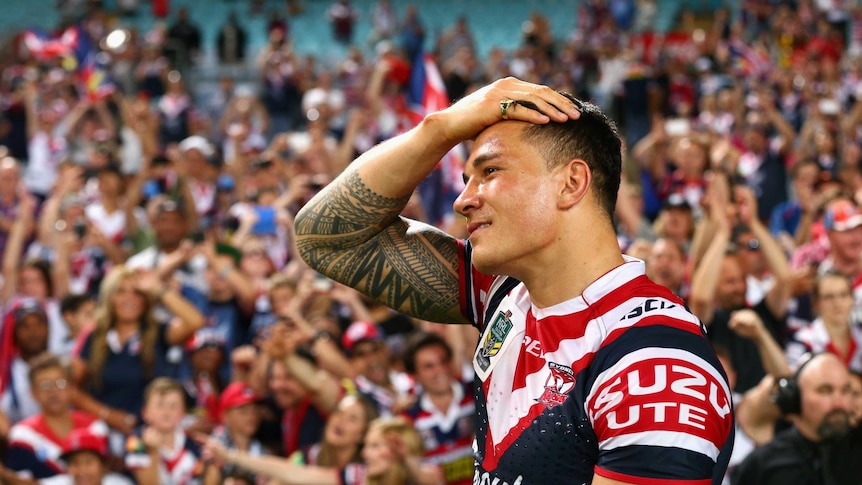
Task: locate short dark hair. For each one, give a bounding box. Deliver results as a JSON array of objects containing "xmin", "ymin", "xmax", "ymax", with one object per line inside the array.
[
  {"xmin": 28, "ymin": 353, "xmax": 68, "ymax": 384},
  {"xmin": 520, "ymin": 93, "xmax": 623, "ymax": 219},
  {"xmin": 402, "ymin": 332, "xmax": 453, "ymax": 375},
  {"xmin": 60, "ymin": 293, "xmax": 93, "ymax": 316},
  {"xmin": 22, "ymin": 259, "xmax": 54, "ymax": 297}
]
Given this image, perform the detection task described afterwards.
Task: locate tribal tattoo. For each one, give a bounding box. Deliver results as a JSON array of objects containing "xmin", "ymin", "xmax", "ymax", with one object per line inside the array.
[{"xmin": 295, "ymin": 170, "xmax": 463, "ymax": 322}]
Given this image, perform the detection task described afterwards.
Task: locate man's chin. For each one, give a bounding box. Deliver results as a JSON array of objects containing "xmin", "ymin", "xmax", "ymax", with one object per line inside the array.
[{"xmin": 818, "ymin": 410, "xmax": 851, "ymax": 442}]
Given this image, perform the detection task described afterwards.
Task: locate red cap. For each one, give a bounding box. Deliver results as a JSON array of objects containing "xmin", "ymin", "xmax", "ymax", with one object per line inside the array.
[
  {"xmin": 219, "ymin": 382, "xmax": 261, "ymax": 416},
  {"xmin": 341, "ymin": 321, "xmax": 382, "ymax": 354},
  {"xmin": 823, "ymin": 199, "xmax": 862, "ymax": 232},
  {"xmin": 59, "ymin": 428, "xmax": 108, "ymax": 461},
  {"xmin": 185, "ymin": 328, "xmax": 226, "ymax": 352}
]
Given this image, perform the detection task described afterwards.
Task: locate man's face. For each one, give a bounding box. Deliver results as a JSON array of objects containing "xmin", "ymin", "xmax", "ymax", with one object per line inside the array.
[
  {"xmin": 658, "ymin": 208, "xmax": 693, "ymax": 244},
  {"xmin": 350, "ymin": 340, "xmax": 389, "ymax": 386},
  {"xmin": 31, "ymin": 367, "xmax": 70, "ymax": 415},
  {"xmin": 848, "ymin": 373, "xmax": 862, "ymax": 427},
  {"xmin": 67, "ymin": 451, "xmax": 105, "ymax": 485},
  {"xmin": 412, "ymin": 345, "xmax": 453, "ymax": 396},
  {"xmin": 143, "ymin": 391, "xmax": 187, "ymax": 433},
  {"xmin": 814, "ymin": 275, "xmax": 854, "ymax": 326},
  {"xmin": 14, "ymin": 314, "xmax": 48, "ymax": 356},
  {"xmin": 734, "ymin": 232, "xmax": 764, "ymax": 275},
  {"xmin": 152, "ymin": 211, "xmax": 188, "ymax": 249},
  {"xmin": 827, "ymin": 226, "xmax": 862, "ymax": 264},
  {"xmin": 268, "ymin": 361, "xmax": 306, "ymax": 409},
  {"xmin": 798, "ymin": 354, "xmax": 852, "ymax": 441},
  {"xmin": 454, "ymin": 122, "xmax": 564, "ymax": 278},
  {"xmin": 646, "ymin": 239, "xmax": 685, "ymax": 292},
  {"xmin": 716, "ymin": 257, "xmax": 747, "ymax": 310}
]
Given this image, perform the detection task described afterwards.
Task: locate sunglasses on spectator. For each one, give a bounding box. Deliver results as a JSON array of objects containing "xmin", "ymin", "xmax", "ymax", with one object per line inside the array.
[
  {"xmin": 36, "ymin": 379, "xmax": 68, "ymax": 391},
  {"xmin": 738, "ymin": 238, "xmax": 760, "ymax": 251}
]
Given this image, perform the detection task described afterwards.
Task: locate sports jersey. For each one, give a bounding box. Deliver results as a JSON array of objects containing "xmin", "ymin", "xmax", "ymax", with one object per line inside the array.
[
  {"xmin": 5, "ymin": 412, "xmax": 107, "ymax": 479},
  {"xmin": 459, "ymin": 245, "xmax": 734, "ymax": 485},
  {"xmin": 786, "ymin": 317, "xmax": 862, "ymax": 373},
  {"xmin": 125, "ymin": 429, "xmax": 203, "ymax": 485},
  {"xmin": 403, "ymin": 380, "xmax": 475, "ymax": 485}
]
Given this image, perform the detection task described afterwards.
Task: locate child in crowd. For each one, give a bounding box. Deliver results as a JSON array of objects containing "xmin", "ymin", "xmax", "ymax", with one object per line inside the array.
[
  {"xmin": 125, "ymin": 378, "xmax": 203, "ymax": 485},
  {"xmin": 202, "ymin": 381, "xmax": 266, "ymax": 485},
  {"xmin": 41, "ymin": 428, "xmax": 133, "ymax": 485}
]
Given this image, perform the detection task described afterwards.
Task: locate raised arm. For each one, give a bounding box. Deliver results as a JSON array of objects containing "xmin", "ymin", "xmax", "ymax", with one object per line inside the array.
[{"xmin": 294, "ymin": 78, "xmax": 579, "ymax": 323}]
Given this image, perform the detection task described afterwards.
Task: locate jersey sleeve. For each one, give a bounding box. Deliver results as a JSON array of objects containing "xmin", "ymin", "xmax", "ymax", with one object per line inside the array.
[{"xmin": 585, "ymin": 324, "xmax": 735, "ymax": 484}]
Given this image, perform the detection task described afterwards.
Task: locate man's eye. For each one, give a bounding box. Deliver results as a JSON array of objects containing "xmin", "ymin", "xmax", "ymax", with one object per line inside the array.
[{"xmin": 484, "ymin": 167, "xmax": 498, "ymax": 175}]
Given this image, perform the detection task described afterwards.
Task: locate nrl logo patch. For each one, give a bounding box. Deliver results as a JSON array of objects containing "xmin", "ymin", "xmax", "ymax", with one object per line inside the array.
[
  {"xmin": 537, "ymin": 362, "xmax": 575, "ymax": 408},
  {"xmin": 476, "ymin": 310, "xmax": 513, "ymax": 371}
]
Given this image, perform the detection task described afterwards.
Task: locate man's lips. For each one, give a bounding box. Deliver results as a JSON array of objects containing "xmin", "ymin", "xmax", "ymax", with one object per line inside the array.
[{"xmin": 466, "ymin": 221, "xmax": 490, "ymax": 236}]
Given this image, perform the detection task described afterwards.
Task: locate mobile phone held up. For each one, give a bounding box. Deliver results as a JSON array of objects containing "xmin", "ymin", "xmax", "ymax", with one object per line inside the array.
[{"xmin": 251, "ymin": 206, "xmax": 277, "ymax": 235}]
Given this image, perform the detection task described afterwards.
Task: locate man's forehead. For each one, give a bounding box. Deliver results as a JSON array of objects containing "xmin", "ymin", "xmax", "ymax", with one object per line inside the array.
[{"xmin": 466, "ymin": 123, "xmax": 527, "ymax": 167}]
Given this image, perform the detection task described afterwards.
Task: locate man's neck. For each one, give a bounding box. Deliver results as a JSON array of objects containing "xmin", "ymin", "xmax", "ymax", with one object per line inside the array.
[
  {"xmin": 427, "ymin": 387, "xmax": 454, "ymax": 413},
  {"xmin": 43, "ymin": 412, "xmax": 73, "ymax": 437}
]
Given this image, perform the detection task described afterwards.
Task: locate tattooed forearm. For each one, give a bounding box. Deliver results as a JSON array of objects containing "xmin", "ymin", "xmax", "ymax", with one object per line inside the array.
[
  {"xmin": 295, "ymin": 169, "xmax": 463, "ymax": 323},
  {"xmin": 296, "ymin": 170, "xmax": 411, "ymax": 254}
]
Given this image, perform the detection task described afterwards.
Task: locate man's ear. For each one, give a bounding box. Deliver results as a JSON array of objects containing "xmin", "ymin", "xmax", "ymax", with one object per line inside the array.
[{"xmin": 558, "ymin": 159, "xmax": 590, "ymax": 210}]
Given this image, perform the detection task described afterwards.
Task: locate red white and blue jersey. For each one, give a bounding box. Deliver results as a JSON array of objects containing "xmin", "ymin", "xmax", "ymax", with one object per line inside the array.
[
  {"xmin": 403, "ymin": 380, "xmax": 475, "ymax": 485},
  {"xmin": 5, "ymin": 412, "xmax": 107, "ymax": 480},
  {"xmin": 125, "ymin": 429, "xmax": 203, "ymax": 485},
  {"xmin": 785, "ymin": 317, "xmax": 862, "ymax": 373},
  {"xmin": 459, "ymin": 246, "xmax": 734, "ymax": 485}
]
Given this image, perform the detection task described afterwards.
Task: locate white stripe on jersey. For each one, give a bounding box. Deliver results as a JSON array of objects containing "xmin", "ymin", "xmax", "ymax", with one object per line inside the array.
[
  {"xmin": 599, "ymin": 430, "xmax": 721, "ymax": 460},
  {"xmin": 586, "ymin": 347, "xmax": 731, "ymax": 422},
  {"xmin": 8, "ymin": 425, "xmax": 63, "ymax": 460}
]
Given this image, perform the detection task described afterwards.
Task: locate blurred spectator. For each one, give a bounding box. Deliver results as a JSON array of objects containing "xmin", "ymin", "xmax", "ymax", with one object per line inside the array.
[
  {"xmin": 327, "ymin": 0, "xmax": 360, "ymax": 45},
  {"xmin": 288, "ymin": 394, "xmax": 378, "ymax": 467},
  {"xmin": 71, "ymin": 265, "xmax": 204, "ymax": 429},
  {"xmin": 342, "ymin": 321, "xmax": 413, "ymax": 417},
  {"xmin": 0, "ymin": 156, "xmax": 28, "ymax": 257},
  {"xmin": 124, "ymin": 378, "xmax": 203, "ymax": 485},
  {"xmin": 217, "ymin": 13, "xmax": 248, "ymax": 65},
  {"xmin": 166, "ymin": 8, "xmax": 202, "ymax": 66},
  {"xmin": 4, "ymin": 353, "xmax": 109, "ymax": 481},
  {"xmin": 368, "ymin": 0, "xmax": 398, "ymax": 49},
  {"xmin": 401, "ymin": 332, "xmax": 474, "ymax": 485},
  {"xmin": 0, "ymin": 300, "xmax": 52, "ymax": 426},
  {"xmin": 732, "ymin": 352, "xmax": 854, "ymax": 484},
  {"xmin": 202, "ymin": 382, "xmax": 266, "ymax": 485},
  {"xmin": 37, "ymin": 427, "xmax": 133, "ymax": 485}
]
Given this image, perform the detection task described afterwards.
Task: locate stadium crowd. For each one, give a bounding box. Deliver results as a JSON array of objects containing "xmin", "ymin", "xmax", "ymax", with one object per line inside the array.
[{"xmin": 0, "ymin": 0, "xmax": 861, "ymax": 483}]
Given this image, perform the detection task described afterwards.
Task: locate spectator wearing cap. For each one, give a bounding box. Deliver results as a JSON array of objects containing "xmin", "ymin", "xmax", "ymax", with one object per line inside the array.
[
  {"xmin": 126, "ymin": 197, "xmax": 209, "ymax": 299},
  {"xmin": 202, "ymin": 382, "xmax": 266, "ymax": 485},
  {"xmin": 343, "ymin": 321, "xmax": 414, "ymax": 417},
  {"xmin": 0, "ymin": 298, "xmax": 50, "ymax": 426},
  {"xmin": 36, "ymin": 428, "xmax": 133, "ymax": 485},
  {"xmin": 0, "ymin": 189, "xmax": 70, "ymax": 351},
  {"xmin": 814, "ymin": 198, "xmax": 862, "ymax": 303},
  {"xmin": 182, "ymin": 329, "xmax": 227, "ymax": 428},
  {"xmin": 4, "ymin": 353, "xmax": 109, "ymax": 481},
  {"xmin": 177, "ymin": 135, "xmax": 219, "ymax": 218}
]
